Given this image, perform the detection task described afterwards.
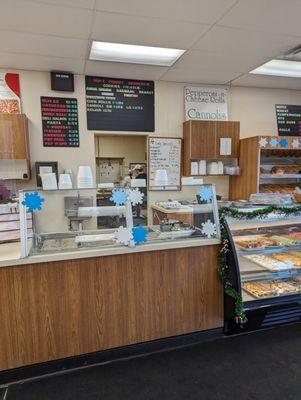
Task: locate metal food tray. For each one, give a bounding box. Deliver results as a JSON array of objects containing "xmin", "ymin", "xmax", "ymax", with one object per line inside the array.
[{"xmin": 243, "ymin": 254, "xmax": 294, "ymax": 272}]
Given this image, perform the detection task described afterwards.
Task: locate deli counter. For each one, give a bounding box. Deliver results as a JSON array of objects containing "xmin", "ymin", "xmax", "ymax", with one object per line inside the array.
[{"xmin": 0, "ymin": 185, "xmax": 223, "ymax": 372}]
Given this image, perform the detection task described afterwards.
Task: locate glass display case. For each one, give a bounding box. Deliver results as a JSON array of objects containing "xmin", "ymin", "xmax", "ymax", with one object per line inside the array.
[
  {"xmin": 19, "ymin": 184, "xmax": 220, "ymax": 258},
  {"xmin": 225, "ymin": 210, "xmax": 301, "ymax": 334}
]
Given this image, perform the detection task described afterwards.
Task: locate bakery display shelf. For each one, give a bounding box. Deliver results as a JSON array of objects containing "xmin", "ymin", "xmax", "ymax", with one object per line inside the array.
[
  {"xmin": 230, "ymin": 219, "xmax": 301, "ymax": 231},
  {"xmin": 239, "ymin": 256, "xmax": 299, "ymax": 281},
  {"xmin": 242, "ymin": 284, "xmax": 301, "ymax": 300},
  {"xmin": 236, "ymin": 243, "xmax": 301, "ymax": 256},
  {"xmin": 260, "ymin": 174, "xmax": 301, "ymax": 179}
]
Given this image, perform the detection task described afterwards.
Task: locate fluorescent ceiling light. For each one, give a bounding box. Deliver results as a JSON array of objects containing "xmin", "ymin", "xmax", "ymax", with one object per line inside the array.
[
  {"xmin": 89, "ymin": 41, "xmax": 185, "ymax": 67},
  {"xmin": 250, "ymin": 59, "xmax": 301, "ymax": 78}
]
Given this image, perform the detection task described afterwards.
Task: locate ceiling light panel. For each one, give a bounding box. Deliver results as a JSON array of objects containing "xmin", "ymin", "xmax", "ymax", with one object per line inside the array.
[
  {"xmin": 250, "ymin": 59, "xmax": 301, "ymax": 78},
  {"xmin": 89, "ymin": 41, "xmax": 185, "ymax": 66}
]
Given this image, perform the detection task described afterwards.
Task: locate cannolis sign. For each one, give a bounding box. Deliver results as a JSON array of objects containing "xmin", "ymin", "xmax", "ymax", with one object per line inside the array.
[{"xmin": 184, "ymin": 86, "xmax": 228, "ymax": 121}]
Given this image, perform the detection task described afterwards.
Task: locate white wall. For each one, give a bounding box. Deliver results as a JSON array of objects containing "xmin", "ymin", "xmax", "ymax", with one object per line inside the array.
[{"xmin": 7, "ymin": 70, "xmax": 301, "ymax": 204}]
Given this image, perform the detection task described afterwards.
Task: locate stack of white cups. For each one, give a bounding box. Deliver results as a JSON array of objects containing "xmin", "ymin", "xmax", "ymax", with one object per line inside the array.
[
  {"xmin": 154, "ymin": 169, "xmax": 169, "ymax": 186},
  {"xmin": 77, "ymin": 166, "xmax": 94, "ymax": 188}
]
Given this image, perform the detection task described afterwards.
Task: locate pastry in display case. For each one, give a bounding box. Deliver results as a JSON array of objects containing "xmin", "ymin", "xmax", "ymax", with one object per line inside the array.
[{"xmin": 224, "ymin": 210, "xmax": 301, "ymax": 334}]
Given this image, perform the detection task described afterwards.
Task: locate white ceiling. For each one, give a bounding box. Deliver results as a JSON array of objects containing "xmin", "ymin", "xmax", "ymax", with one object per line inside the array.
[{"xmin": 1, "ymin": 0, "xmax": 301, "ymax": 89}]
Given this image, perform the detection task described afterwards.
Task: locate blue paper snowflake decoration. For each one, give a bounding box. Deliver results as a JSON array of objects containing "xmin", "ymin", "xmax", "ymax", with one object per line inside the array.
[
  {"xmin": 280, "ymin": 138, "xmax": 288, "ymax": 148},
  {"xmin": 21, "ymin": 192, "xmax": 45, "ymax": 212},
  {"xmin": 132, "ymin": 224, "xmax": 148, "ymax": 245},
  {"xmin": 110, "ymin": 188, "xmax": 128, "ymax": 206},
  {"xmin": 269, "ymin": 137, "xmax": 278, "ymax": 148},
  {"xmin": 198, "ymin": 186, "xmax": 213, "ymax": 202}
]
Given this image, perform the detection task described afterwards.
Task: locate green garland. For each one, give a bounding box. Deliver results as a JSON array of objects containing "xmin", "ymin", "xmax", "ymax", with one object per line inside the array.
[{"xmin": 218, "ymin": 204, "xmax": 301, "ymax": 325}]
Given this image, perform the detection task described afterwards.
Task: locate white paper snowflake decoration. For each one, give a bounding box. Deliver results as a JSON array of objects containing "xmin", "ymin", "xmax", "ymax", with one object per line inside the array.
[
  {"xmin": 259, "ymin": 137, "xmax": 268, "ymax": 148},
  {"xmin": 292, "ymin": 138, "xmax": 300, "ymax": 149},
  {"xmin": 128, "ymin": 188, "xmax": 144, "ymax": 205},
  {"xmin": 201, "ymin": 220, "xmax": 217, "ymax": 238},
  {"xmin": 269, "ymin": 137, "xmax": 278, "ymax": 148},
  {"xmin": 110, "ymin": 189, "xmax": 127, "ymax": 206},
  {"xmin": 114, "ymin": 226, "xmax": 133, "ymax": 246}
]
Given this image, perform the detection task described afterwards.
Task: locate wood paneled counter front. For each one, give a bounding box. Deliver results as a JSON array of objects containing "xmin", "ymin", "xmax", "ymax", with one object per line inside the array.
[{"xmin": 0, "ymin": 244, "xmax": 222, "ymax": 371}]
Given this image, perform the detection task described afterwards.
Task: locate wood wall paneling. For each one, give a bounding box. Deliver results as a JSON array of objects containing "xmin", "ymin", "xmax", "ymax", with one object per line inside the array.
[
  {"xmin": 0, "ymin": 246, "xmax": 222, "ymax": 371},
  {"xmin": 229, "ymin": 136, "xmax": 260, "ymax": 200}
]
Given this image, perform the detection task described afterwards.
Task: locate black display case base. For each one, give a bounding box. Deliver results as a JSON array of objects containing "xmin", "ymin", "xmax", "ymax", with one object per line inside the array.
[{"xmin": 225, "ymin": 302, "xmax": 301, "ymax": 335}]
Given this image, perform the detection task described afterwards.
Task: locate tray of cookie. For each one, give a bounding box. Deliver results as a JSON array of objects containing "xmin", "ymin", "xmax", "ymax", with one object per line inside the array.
[
  {"xmin": 269, "ymin": 235, "xmax": 301, "ymax": 247},
  {"xmin": 242, "ymin": 279, "xmax": 301, "ymax": 299},
  {"xmin": 243, "ymin": 254, "xmax": 294, "ymax": 271},
  {"xmin": 271, "ymin": 252, "xmax": 301, "ymax": 268},
  {"xmin": 234, "ymin": 235, "xmax": 280, "ymax": 251}
]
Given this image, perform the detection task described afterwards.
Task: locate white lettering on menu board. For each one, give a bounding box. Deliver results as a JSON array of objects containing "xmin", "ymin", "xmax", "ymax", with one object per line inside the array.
[{"xmin": 149, "ymin": 137, "xmax": 181, "ymax": 190}]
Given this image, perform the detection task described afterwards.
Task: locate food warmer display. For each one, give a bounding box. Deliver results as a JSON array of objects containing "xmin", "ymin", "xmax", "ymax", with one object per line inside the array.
[
  {"xmin": 18, "ymin": 185, "xmax": 220, "ymax": 258},
  {"xmin": 224, "ymin": 210, "xmax": 301, "ymax": 334}
]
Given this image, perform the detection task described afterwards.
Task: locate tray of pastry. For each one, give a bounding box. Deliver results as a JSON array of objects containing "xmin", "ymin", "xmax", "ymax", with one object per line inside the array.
[
  {"xmin": 234, "ymin": 235, "xmax": 281, "ymax": 251},
  {"xmin": 243, "ymin": 254, "xmax": 294, "ymax": 271},
  {"xmin": 272, "ymin": 251, "xmax": 301, "ymax": 269},
  {"xmin": 269, "ymin": 235, "xmax": 301, "ymax": 247},
  {"xmin": 242, "ymin": 278, "xmax": 301, "ymax": 299}
]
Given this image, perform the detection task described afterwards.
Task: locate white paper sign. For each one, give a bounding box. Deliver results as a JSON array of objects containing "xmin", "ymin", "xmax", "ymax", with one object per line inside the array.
[
  {"xmin": 148, "ymin": 137, "xmax": 181, "ymax": 191},
  {"xmin": 184, "ymin": 86, "xmax": 228, "ymax": 121},
  {"xmin": 220, "ymin": 138, "xmax": 232, "ymax": 155}
]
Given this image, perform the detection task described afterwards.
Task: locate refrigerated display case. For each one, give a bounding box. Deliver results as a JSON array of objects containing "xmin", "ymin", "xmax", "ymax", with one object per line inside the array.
[
  {"xmin": 224, "ymin": 210, "xmax": 301, "ymax": 334},
  {"xmin": 18, "ymin": 185, "xmax": 220, "ymax": 259}
]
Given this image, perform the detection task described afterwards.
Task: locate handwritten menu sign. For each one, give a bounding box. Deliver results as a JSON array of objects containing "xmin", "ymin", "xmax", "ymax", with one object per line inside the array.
[
  {"xmin": 41, "ymin": 96, "xmax": 79, "ymax": 147},
  {"xmin": 85, "ymin": 76, "xmax": 154, "ymax": 132},
  {"xmin": 276, "ymin": 104, "xmax": 301, "ymax": 136},
  {"xmin": 148, "ymin": 137, "xmax": 182, "ymax": 191}
]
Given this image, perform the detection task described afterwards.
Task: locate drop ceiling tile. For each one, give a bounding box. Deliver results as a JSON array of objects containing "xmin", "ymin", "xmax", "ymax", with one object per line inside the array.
[
  {"xmin": 92, "ymin": 12, "xmax": 210, "ymax": 49},
  {"xmin": 160, "ymin": 67, "xmax": 240, "ymax": 84},
  {"xmin": 193, "ymin": 26, "xmax": 301, "ymax": 59},
  {"xmin": 174, "ymin": 49, "xmax": 268, "ymax": 73},
  {"xmin": 219, "ymin": 0, "xmax": 301, "ymax": 36},
  {"xmin": 26, "ymin": 0, "xmax": 95, "ymax": 9},
  {"xmin": 95, "ymin": 0, "xmax": 237, "ymax": 24},
  {"xmin": 0, "ymin": 0, "xmax": 93, "ymax": 39},
  {"xmin": 231, "ymin": 74, "xmax": 301, "ymax": 91},
  {"xmin": 0, "ymin": 52, "xmax": 85, "ymax": 74},
  {"xmin": 0, "ymin": 31, "xmax": 88, "ymax": 59},
  {"xmin": 85, "ymin": 60, "xmax": 168, "ymax": 80}
]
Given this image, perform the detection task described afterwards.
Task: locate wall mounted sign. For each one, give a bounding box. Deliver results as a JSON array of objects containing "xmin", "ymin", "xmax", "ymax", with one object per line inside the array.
[
  {"xmin": 148, "ymin": 137, "xmax": 182, "ymax": 191},
  {"xmin": 184, "ymin": 86, "xmax": 228, "ymax": 121},
  {"xmin": 0, "ymin": 73, "xmax": 21, "ymax": 113},
  {"xmin": 51, "ymin": 71, "xmax": 74, "ymax": 92},
  {"xmin": 276, "ymin": 104, "xmax": 301, "ymax": 136},
  {"xmin": 41, "ymin": 96, "xmax": 79, "ymax": 147},
  {"xmin": 85, "ymin": 76, "xmax": 154, "ymax": 132}
]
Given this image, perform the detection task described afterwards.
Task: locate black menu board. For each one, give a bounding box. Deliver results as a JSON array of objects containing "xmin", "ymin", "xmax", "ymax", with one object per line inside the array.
[
  {"xmin": 85, "ymin": 76, "xmax": 154, "ymax": 132},
  {"xmin": 276, "ymin": 104, "xmax": 301, "ymax": 136},
  {"xmin": 41, "ymin": 96, "xmax": 79, "ymax": 147}
]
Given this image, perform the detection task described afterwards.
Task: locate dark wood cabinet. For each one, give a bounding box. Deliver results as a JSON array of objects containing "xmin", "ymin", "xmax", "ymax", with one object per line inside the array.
[{"xmin": 183, "ymin": 120, "xmax": 240, "ymax": 176}]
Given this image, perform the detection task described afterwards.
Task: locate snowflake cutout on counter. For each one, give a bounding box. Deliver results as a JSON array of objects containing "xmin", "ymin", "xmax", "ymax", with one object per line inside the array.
[
  {"xmin": 269, "ymin": 137, "xmax": 278, "ymax": 148},
  {"xmin": 21, "ymin": 192, "xmax": 45, "ymax": 212},
  {"xmin": 259, "ymin": 137, "xmax": 268, "ymax": 148},
  {"xmin": 132, "ymin": 224, "xmax": 148, "ymax": 245},
  {"xmin": 292, "ymin": 138, "xmax": 300, "ymax": 149},
  {"xmin": 280, "ymin": 138, "xmax": 288, "ymax": 148},
  {"xmin": 110, "ymin": 188, "xmax": 127, "ymax": 206},
  {"xmin": 128, "ymin": 188, "xmax": 144, "ymax": 206},
  {"xmin": 198, "ymin": 186, "xmax": 213, "ymax": 202},
  {"xmin": 114, "ymin": 226, "xmax": 133, "ymax": 246},
  {"xmin": 201, "ymin": 220, "xmax": 217, "ymax": 238}
]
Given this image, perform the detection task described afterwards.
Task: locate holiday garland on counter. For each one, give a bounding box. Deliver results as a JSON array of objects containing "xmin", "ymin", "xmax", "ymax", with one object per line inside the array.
[{"xmin": 218, "ymin": 205, "xmax": 301, "ymax": 325}]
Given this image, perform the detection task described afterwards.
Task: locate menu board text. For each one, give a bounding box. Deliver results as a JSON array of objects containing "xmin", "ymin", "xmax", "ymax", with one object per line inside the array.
[
  {"xmin": 41, "ymin": 96, "xmax": 79, "ymax": 147},
  {"xmin": 85, "ymin": 76, "xmax": 154, "ymax": 132},
  {"xmin": 276, "ymin": 104, "xmax": 301, "ymax": 136}
]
